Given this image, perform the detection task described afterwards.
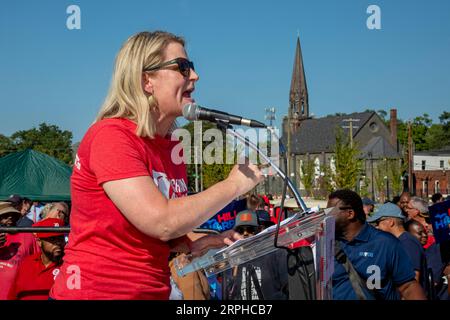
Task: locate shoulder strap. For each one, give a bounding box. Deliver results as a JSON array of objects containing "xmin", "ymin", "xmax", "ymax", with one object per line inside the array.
[{"xmin": 335, "ymin": 240, "xmax": 375, "ymax": 300}]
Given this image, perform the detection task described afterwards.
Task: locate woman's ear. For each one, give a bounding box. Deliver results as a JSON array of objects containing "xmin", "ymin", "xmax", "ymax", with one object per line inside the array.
[{"xmin": 142, "ymin": 72, "xmax": 154, "ymax": 95}]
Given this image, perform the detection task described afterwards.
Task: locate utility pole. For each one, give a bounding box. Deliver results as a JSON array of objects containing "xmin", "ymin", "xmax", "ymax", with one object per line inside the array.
[
  {"xmin": 265, "ymin": 108, "xmax": 276, "ymax": 194},
  {"xmin": 407, "ymin": 121, "xmax": 414, "ymax": 194},
  {"xmin": 265, "ymin": 107, "xmax": 276, "ymax": 128},
  {"xmin": 342, "ymin": 118, "xmax": 360, "ymax": 147}
]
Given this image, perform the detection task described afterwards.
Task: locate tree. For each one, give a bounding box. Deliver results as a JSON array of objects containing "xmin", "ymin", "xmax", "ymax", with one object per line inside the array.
[
  {"xmin": 3, "ymin": 123, "xmax": 73, "ymax": 164},
  {"xmin": 388, "ymin": 159, "xmax": 404, "ymax": 197},
  {"xmin": 0, "ymin": 134, "xmax": 13, "ymax": 158},
  {"xmin": 300, "ymin": 157, "xmax": 315, "ymax": 197},
  {"xmin": 332, "ymin": 128, "xmax": 362, "ymax": 190},
  {"xmin": 318, "ymin": 163, "xmax": 334, "ymax": 198},
  {"xmin": 180, "ymin": 121, "xmax": 236, "ymax": 191},
  {"xmin": 374, "ymin": 162, "xmax": 386, "ymax": 202}
]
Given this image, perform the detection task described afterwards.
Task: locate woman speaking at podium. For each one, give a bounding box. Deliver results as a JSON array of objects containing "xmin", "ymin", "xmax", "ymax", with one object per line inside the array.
[{"xmin": 50, "ymin": 31, "xmax": 263, "ymax": 300}]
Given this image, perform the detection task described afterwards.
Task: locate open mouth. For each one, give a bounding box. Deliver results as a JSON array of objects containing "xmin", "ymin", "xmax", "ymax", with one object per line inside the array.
[{"xmin": 182, "ymin": 88, "xmax": 194, "ymax": 99}]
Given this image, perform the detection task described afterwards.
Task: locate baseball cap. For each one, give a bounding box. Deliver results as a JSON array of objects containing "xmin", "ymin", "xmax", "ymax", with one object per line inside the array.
[
  {"xmin": 32, "ymin": 218, "xmax": 65, "ymax": 239},
  {"xmin": 255, "ymin": 209, "xmax": 274, "ymax": 227},
  {"xmin": 362, "ymin": 197, "xmax": 376, "ymax": 206},
  {"xmin": 234, "ymin": 210, "xmax": 259, "ymax": 228},
  {"xmin": 0, "ymin": 201, "xmax": 21, "ymax": 219},
  {"xmin": 7, "ymin": 194, "xmax": 23, "ymax": 205},
  {"xmin": 367, "ymin": 202, "xmax": 405, "ymax": 223}
]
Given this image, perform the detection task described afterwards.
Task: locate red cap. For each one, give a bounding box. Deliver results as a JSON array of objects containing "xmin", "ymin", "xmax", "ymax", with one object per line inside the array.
[{"xmin": 32, "ymin": 218, "xmax": 65, "ymax": 239}]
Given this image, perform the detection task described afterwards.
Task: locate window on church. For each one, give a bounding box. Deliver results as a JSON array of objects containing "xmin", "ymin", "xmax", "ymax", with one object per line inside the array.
[
  {"xmin": 440, "ymin": 160, "xmax": 444, "ymax": 168},
  {"xmin": 422, "ymin": 160, "xmax": 426, "ymax": 170}
]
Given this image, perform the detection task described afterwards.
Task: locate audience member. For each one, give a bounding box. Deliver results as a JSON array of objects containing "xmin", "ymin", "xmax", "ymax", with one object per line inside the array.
[
  {"xmin": 40, "ymin": 202, "xmax": 69, "ymax": 224},
  {"xmin": 0, "ymin": 202, "xmax": 40, "ymax": 299},
  {"xmin": 406, "ymin": 197, "xmax": 435, "ymax": 248},
  {"xmin": 406, "ymin": 220, "xmax": 449, "ymax": 300},
  {"xmin": 226, "ymin": 210, "xmax": 288, "ymax": 300},
  {"xmin": 361, "ymin": 197, "xmax": 376, "ymax": 217},
  {"xmin": 7, "ymin": 195, "xmax": 33, "ymax": 227},
  {"xmin": 7, "ymin": 218, "xmax": 66, "ymax": 300},
  {"xmin": 431, "ymin": 193, "xmax": 444, "ymax": 204},
  {"xmin": 398, "ymin": 191, "xmax": 411, "ymax": 218},
  {"xmin": 328, "ymin": 189, "xmax": 425, "ymax": 300},
  {"xmin": 368, "ymin": 203, "xmax": 429, "ymax": 296}
]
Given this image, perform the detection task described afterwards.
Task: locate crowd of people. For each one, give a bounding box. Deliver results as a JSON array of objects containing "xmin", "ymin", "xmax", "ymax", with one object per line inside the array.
[
  {"xmin": 0, "ymin": 195, "xmax": 70, "ymax": 300},
  {"xmin": 1, "ymin": 190, "xmax": 449, "ymax": 300}
]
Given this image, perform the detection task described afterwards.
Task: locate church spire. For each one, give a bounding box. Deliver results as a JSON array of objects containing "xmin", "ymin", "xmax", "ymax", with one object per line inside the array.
[{"xmin": 289, "ymin": 35, "xmax": 309, "ymax": 120}]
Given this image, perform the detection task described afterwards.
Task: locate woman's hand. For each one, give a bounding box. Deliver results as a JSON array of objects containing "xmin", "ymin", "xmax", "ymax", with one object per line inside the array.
[
  {"xmin": 226, "ymin": 162, "xmax": 264, "ymax": 197},
  {"xmin": 190, "ymin": 230, "xmax": 243, "ymax": 258}
]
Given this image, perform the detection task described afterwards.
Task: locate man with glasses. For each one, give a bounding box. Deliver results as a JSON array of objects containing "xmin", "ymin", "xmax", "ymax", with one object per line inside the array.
[
  {"xmin": 226, "ymin": 210, "xmax": 288, "ymax": 300},
  {"xmin": 368, "ymin": 203, "xmax": 429, "ymax": 296},
  {"xmin": 406, "ymin": 197, "xmax": 435, "ymax": 249},
  {"xmin": 328, "ymin": 189, "xmax": 426, "ymax": 300}
]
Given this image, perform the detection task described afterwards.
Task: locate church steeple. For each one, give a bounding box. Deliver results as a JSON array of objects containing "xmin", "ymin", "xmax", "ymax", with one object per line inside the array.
[{"xmin": 289, "ymin": 35, "xmax": 309, "ymax": 120}]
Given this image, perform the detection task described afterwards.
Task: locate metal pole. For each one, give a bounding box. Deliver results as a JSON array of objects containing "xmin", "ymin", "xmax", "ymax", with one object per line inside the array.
[
  {"xmin": 370, "ymin": 153, "xmax": 375, "ymax": 201},
  {"xmin": 225, "ymin": 127, "xmax": 308, "ymax": 212}
]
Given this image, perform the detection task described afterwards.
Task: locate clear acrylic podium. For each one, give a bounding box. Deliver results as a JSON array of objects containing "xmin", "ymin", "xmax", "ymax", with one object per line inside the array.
[{"xmin": 174, "ymin": 208, "xmax": 335, "ymax": 300}]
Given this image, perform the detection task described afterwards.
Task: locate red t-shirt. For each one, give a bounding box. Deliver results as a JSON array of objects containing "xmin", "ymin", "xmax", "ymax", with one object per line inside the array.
[
  {"xmin": 50, "ymin": 118, "xmax": 188, "ymax": 300},
  {"xmin": 8, "ymin": 252, "xmax": 61, "ymax": 300},
  {"xmin": 0, "ymin": 233, "xmax": 40, "ymax": 300}
]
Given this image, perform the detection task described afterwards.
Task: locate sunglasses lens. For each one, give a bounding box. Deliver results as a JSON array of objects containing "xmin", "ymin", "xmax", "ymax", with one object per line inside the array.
[{"xmin": 178, "ymin": 59, "xmax": 193, "ymax": 77}]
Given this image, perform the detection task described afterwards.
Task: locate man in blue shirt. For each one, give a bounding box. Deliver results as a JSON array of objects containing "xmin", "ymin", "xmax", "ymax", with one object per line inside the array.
[
  {"xmin": 368, "ymin": 202, "xmax": 429, "ymax": 297},
  {"xmin": 327, "ymin": 189, "xmax": 426, "ymax": 300}
]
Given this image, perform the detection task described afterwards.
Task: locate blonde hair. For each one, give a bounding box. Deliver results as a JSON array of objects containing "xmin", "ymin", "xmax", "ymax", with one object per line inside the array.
[
  {"xmin": 96, "ymin": 31, "xmax": 185, "ymax": 138},
  {"xmin": 40, "ymin": 202, "xmax": 69, "ymax": 220}
]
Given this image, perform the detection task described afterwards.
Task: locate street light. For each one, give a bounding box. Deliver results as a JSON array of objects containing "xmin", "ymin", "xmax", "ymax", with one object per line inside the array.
[{"xmin": 368, "ymin": 151, "xmax": 375, "ymax": 200}]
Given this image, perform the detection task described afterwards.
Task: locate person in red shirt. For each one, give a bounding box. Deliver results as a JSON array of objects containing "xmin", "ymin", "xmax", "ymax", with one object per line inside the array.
[
  {"xmin": 50, "ymin": 31, "xmax": 263, "ymax": 300},
  {"xmin": 0, "ymin": 202, "xmax": 40, "ymax": 300},
  {"xmin": 8, "ymin": 218, "xmax": 66, "ymax": 300}
]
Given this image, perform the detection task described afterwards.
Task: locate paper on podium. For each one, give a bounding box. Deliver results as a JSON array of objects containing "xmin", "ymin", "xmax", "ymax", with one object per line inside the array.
[{"xmin": 174, "ymin": 207, "xmax": 333, "ymax": 277}]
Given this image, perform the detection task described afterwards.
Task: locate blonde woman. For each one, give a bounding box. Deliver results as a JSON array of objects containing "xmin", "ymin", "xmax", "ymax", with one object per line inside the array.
[
  {"xmin": 50, "ymin": 31, "xmax": 263, "ymax": 300},
  {"xmin": 40, "ymin": 202, "xmax": 69, "ymax": 221}
]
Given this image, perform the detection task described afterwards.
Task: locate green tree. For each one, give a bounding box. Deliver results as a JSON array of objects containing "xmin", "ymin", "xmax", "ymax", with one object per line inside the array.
[
  {"xmin": 332, "ymin": 128, "xmax": 362, "ymax": 190},
  {"xmin": 374, "ymin": 162, "xmax": 387, "ymax": 202},
  {"xmin": 388, "ymin": 159, "xmax": 404, "ymax": 197},
  {"xmin": 6, "ymin": 123, "xmax": 73, "ymax": 164},
  {"xmin": 0, "ymin": 134, "xmax": 14, "ymax": 158},
  {"xmin": 318, "ymin": 163, "xmax": 334, "ymax": 197},
  {"xmin": 180, "ymin": 121, "xmax": 236, "ymax": 191},
  {"xmin": 300, "ymin": 157, "xmax": 316, "ymax": 197}
]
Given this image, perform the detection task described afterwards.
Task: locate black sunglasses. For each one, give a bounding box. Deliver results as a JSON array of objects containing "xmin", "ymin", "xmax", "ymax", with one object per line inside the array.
[
  {"xmin": 144, "ymin": 57, "xmax": 195, "ymax": 77},
  {"xmin": 235, "ymin": 226, "xmax": 258, "ymax": 235}
]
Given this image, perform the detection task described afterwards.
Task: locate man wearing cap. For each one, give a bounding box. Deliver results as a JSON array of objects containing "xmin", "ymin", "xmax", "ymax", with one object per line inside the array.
[
  {"xmin": 361, "ymin": 197, "xmax": 376, "ymax": 217},
  {"xmin": 368, "ymin": 203, "xmax": 428, "ymax": 291},
  {"xmin": 0, "ymin": 202, "xmax": 39, "ymax": 300},
  {"xmin": 7, "ymin": 218, "xmax": 66, "ymax": 300},
  {"xmin": 226, "ymin": 210, "xmax": 288, "ymax": 300},
  {"xmin": 328, "ymin": 189, "xmax": 426, "ymax": 300}
]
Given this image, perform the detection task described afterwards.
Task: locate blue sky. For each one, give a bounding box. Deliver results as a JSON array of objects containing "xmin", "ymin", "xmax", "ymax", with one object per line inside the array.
[{"xmin": 1, "ymin": 0, "xmax": 449, "ymax": 142}]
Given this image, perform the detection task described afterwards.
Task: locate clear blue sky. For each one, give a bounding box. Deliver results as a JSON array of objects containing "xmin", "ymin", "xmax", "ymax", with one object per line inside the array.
[{"xmin": 1, "ymin": 0, "xmax": 449, "ymax": 142}]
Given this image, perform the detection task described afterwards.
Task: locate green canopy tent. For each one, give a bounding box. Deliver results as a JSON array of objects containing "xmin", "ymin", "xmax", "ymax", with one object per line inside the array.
[{"xmin": 0, "ymin": 149, "xmax": 72, "ymax": 201}]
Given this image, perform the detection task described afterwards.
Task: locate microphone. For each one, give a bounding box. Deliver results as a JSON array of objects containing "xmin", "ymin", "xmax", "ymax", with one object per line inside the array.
[{"xmin": 182, "ymin": 103, "xmax": 267, "ymax": 128}]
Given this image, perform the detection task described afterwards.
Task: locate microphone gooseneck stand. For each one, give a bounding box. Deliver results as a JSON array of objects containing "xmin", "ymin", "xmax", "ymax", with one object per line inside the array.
[{"xmin": 215, "ymin": 120, "xmax": 317, "ymax": 300}]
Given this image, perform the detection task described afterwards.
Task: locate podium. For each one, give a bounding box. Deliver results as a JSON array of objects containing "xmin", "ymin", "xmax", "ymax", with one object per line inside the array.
[{"xmin": 174, "ymin": 207, "xmax": 335, "ymax": 300}]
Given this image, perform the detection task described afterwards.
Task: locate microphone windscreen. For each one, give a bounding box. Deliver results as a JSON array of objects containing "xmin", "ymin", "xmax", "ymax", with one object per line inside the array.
[{"xmin": 182, "ymin": 103, "xmax": 197, "ymax": 121}]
